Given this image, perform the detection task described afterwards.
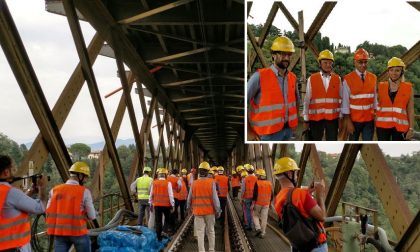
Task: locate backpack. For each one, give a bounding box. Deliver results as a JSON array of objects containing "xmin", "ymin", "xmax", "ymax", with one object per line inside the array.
[{"xmin": 279, "ymin": 188, "xmax": 320, "ymax": 252}]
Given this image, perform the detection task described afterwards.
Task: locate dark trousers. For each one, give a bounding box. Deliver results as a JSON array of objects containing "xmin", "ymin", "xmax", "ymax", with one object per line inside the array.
[
  {"xmin": 175, "ymin": 199, "xmax": 186, "ymax": 220},
  {"xmin": 309, "ymin": 119, "xmax": 338, "ymax": 140},
  {"xmin": 377, "ymin": 127, "xmax": 405, "ymax": 141},
  {"xmin": 218, "ymin": 197, "xmax": 227, "ymax": 224},
  {"xmin": 232, "ymin": 186, "xmax": 240, "ymax": 198},
  {"xmin": 154, "ymin": 206, "xmax": 171, "ymax": 241},
  {"xmin": 350, "ymin": 120, "xmax": 374, "ymax": 141},
  {"xmin": 137, "ymin": 199, "xmax": 149, "ymax": 225}
]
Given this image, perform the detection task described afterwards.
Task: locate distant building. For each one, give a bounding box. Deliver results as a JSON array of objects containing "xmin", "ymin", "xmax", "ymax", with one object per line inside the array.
[
  {"xmin": 88, "ymin": 151, "xmax": 101, "ymax": 159},
  {"xmin": 327, "ymin": 153, "xmax": 340, "ymax": 159},
  {"xmin": 335, "ymin": 46, "xmax": 350, "ymax": 54}
]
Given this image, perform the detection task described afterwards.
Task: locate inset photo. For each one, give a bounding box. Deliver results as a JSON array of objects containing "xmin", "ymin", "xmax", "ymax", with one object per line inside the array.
[{"xmin": 246, "ymin": 1, "xmax": 420, "ymax": 142}]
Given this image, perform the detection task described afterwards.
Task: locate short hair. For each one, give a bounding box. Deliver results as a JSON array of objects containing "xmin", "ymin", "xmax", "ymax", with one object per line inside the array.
[
  {"xmin": 172, "ymin": 169, "xmax": 179, "ymax": 174},
  {"xmin": 0, "ymin": 155, "xmax": 12, "ymax": 174}
]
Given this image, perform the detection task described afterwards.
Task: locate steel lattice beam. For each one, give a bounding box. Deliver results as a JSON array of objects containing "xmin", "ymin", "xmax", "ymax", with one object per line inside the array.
[
  {"xmin": 360, "ymin": 144, "xmax": 413, "ymax": 239},
  {"xmin": 325, "ymin": 144, "xmax": 361, "ymax": 217},
  {"xmin": 0, "ymin": 1, "xmax": 72, "ymax": 181}
]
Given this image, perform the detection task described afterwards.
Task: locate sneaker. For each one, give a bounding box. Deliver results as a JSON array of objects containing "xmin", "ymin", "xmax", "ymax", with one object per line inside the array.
[
  {"xmin": 255, "ymin": 230, "xmax": 262, "ymax": 237},
  {"xmin": 258, "ymin": 233, "xmax": 264, "ymax": 239}
]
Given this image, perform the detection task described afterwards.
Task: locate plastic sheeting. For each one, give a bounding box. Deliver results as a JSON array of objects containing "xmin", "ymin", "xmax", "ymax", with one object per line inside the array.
[{"xmin": 98, "ymin": 225, "xmax": 169, "ymax": 252}]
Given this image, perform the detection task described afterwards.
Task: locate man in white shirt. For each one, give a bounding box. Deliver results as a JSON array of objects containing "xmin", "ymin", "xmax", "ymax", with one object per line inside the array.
[{"xmin": 303, "ymin": 49, "xmax": 342, "ymax": 140}]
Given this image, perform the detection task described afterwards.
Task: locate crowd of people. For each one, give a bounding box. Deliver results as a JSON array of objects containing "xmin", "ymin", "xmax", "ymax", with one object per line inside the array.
[
  {"xmin": 247, "ymin": 36, "xmax": 415, "ymax": 141},
  {"xmin": 1, "ymin": 154, "xmax": 328, "ymax": 252}
]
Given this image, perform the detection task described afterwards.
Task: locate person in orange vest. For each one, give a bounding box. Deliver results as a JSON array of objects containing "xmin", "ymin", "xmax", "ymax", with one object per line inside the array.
[
  {"xmin": 342, "ymin": 48, "xmax": 377, "ymax": 141},
  {"xmin": 247, "ymin": 36, "xmax": 300, "ymax": 141},
  {"xmin": 181, "ymin": 168, "xmax": 188, "ymax": 188},
  {"xmin": 167, "ymin": 169, "xmax": 181, "ymax": 231},
  {"xmin": 252, "ymin": 169, "xmax": 273, "ymax": 239},
  {"xmin": 187, "ymin": 161, "xmax": 221, "ymax": 252},
  {"xmin": 273, "ymin": 157, "xmax": 327, "ymax": 252},
  {"xmin": 215, "ymin": 166, "xmax": 229, "ymax": 225},
  {"xmin": 303, "ymin": 50, "xmax": 342, "ymax": 140},
  {"xmin": 46, "ymin": 162, "xmax": 98, "ymax": 251},
  {"xmin": 0, "ymin": 155, "xmax": 48, "ymax": 251},
  {"xmin": 149, "ymin": 168, "xmax": 175, "ymax": 241},
  {"xmin": 231, "ymin": 170, "xmax": 241, "ymax": 199},
  {"xmin": 376, "ymin": 57, "xmax": 415, "ymax": 141},
  {"xmin": 174, "ymin": 170, "xmax": 188, "ymax": 223},
  {"xmin": 241, "ymin": 163, "xmax": 258, "ymax": 230}
]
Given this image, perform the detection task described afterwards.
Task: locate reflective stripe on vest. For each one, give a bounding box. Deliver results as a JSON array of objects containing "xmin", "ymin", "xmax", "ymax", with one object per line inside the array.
[
  {"xmin": 376, "ymin": 81, "xmax": 411, "ymax": 132},
  {"xmin": 175, "ymin": 178, "xmax": 188, "ymax": 200},
  {"xmin": 215, "ymin": 175, "xmax": 229, "ymax": 198},
  {"xmin": 250, "ymin": 68, "xmax": 298, "ymax": 135},
  {"xmin": 192, "ymin": 178, "xmax": 215, "ymax": 215},
  {"xmin": 0, "ymin": 185, "xmax": 31, "ymax": 249},
  {"xmin": 46, "ymin": 184, "xmax": 88, "ymax": 236},
  {"xmin": 274, "ymin": 188, "xmax": 327, "ymax": 245},
  {"xmin": 152, "ymin": 180, "xmax": 171, "ymax": 207},
  {"xmin": 344, "ymin": 71, "xmax": 376, "ymax": 122},
  {"xmin": 137, "ymin": 176, "xmax": 153, "ymax": 200},
  {"xmin": 308, "ymin": 72, "xmax": 341, "ymax": 121},
  {"xmin": 255, "ymin": 180, "xmax": 272, "ymax": 206},
  {"xmin": 243, "ymin": 175, "xmax": 258, "ymax": 199}
]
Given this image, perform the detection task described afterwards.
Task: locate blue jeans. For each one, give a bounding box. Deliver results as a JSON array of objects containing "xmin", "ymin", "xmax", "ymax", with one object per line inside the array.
[
  {"xmin": 244, "ymin": 199, "xmax": 254, "ymax": 229},
  {"xmin": 350, "ymin": 120, "xmax": 374, "ymax": 141},
  {"xmin": 138, "ymin": 199, "xmax": 150, "ymax": 225},
  {"xmin": 260, "ymin": 126, "xmax": 292, "ymax": 141},
  {"xmin": 54, "ymin": 235, "xmax": 91, "ymax": 252}
]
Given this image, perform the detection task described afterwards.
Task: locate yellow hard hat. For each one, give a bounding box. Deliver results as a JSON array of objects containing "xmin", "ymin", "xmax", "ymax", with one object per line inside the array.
[
  {"xmin": 232, "ymin": 171, "xmax": 237, "ymax": 175},
  {"xmin": 256, "ymin": 169, "xmax": 266, "ymax": 177},
  {"xmin": 199, "ymin": 161, "xmax": 211, "ymax": 170},
  {"xmin": 217, "ymin": 166, "xmax": 224, "ymax": 171},
  {"xmin": 157, "ymin": 168, "xmax": 168, "ymax": 174},
  {"xmin": 244, "ymin": 163, "xmax": 254, "ymax": 172},
  {"xmin": 236, "ymin": 165, "xmax": 244, "ymax": 172},
  {"xmin": 318, "ymin": 49, "xmax": 334, "ymax": 62},
  {"xmin": 241, "ymin": 171, "xmax": 248, "ymax": 177},
  {"xmin": 209, "ymin": 170, "xmax": 214, "ymax": 175},
  {"xmin": 387, "ymin": 57, "xmax": 405, "ymax": 70},
  {"xmin": 181, "ymin": 168, "xmax": 187, "ymax": 174},
  {"xmin": 143, "ymin": 166, "xmax": 152, "ymax": 172},
  {"xmin": 271, "ymin": 36, "xmax": 295, "ymax": 53},
  {"xmin": 273, "ymin": 157, "xmax": 300, "ymax": 175},
  {"xmin": 69, "ymin": 162, "xmax": 90, "ymax": 177}
]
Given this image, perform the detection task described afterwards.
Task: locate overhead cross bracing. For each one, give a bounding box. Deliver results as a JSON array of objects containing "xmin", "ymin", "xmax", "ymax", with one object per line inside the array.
[{"xmin": 46, "ymin": 0, "xmax": 245, "ymax": 164}]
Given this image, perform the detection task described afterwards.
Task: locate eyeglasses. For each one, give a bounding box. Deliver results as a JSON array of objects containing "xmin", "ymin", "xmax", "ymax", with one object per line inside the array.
[
  {"xmin": 273, "ymin": 51, "xmax": 293, "ymax": 57},
  {"xmin": 357, "ymin": 60, "xmax": 368, "ymax": 65}
]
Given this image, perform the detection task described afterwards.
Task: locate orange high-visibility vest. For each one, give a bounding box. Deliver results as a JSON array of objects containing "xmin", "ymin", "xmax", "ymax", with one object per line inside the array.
[
  {"xmin": 152, "ymin": 180, "xmax": 171, "ymax": 207},
  {"xmin": 308, "ymin": 72, "xmax": 341, "ymax": 121},
  {"xmin": 243, "ymin": 175, "xmax": 258, "ymax": 199},
  {"xmin": 191, "ymin": 178, "xmax": 215, "ymax": 216},
  {"xmin": 255, "ymin": 180, "xmax": 272, "ymax": 206},
  {"xmin": 215, "ymin": 175, "xmax": 229, "ymax": 198},
  {"xmin": 344, "ymin": 71, "xmax": 376, "ymax": 122},
  {"xmin": 167, "ymin": 176, "xmax": 179, "ymax": 192},
  {"xmin": 231, "ymin": 175, "xmax": 241, "ymax": 188},
  {"xmin": 174, "ymin": 178, "xmax": 188, "ymax": 201},
  {"xmin": 46, "ymin": 184, "xmax": 88, "ymax": 236},
  {"xmin": 376, "ymin": 81, "xmax": 411, "ymax": 132},
  {"xmin": 0, "ymin": 185, "xmax": 31, "ymax": 249},
  {"xmin": 274, "ymin": 188, "xmax": 326, "ymax": 244},
  {"xmin": 250, "ymin": 68, "xmax": 298, "ymax": 135}
]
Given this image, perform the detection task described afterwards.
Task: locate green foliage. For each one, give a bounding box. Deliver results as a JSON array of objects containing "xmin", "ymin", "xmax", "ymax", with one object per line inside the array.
[
  {"xmin": 0, "ymin": 133, "xmax": 24, "ymax": 166},
  {"xmin": 69, "ymin": 143, "xmax": 91, "ymax": 161}
]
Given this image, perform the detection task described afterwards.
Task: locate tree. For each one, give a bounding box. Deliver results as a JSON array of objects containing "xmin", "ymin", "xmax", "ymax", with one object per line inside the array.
[
  {"xmin": 0, "ymin": 132, "xmax": 24, "ymax": 165},
  {"xmin": 69, "ymin": 143, "xmax": 91, "ymax": 161}
]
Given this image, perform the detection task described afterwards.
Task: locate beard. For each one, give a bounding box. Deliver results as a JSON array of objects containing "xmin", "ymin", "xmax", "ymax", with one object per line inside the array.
[{"xmin": 276, "ymin": 60, "xmax": 289, "ymax": 69}]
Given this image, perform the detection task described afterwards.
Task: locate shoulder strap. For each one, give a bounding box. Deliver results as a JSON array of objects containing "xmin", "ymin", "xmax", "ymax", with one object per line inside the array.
[{"xmin": 286, "ymin": 188, "xmax": 295, "ymax": 204}]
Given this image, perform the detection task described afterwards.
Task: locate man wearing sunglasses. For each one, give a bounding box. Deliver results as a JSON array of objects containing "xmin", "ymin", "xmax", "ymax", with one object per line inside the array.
[
  {"xmin": 248, "ymin": 36, "xmax": 299, "ymax": 141},
  {"xmin": 342, "ymin": 48, "xmax": 377, "ymax": 141}
]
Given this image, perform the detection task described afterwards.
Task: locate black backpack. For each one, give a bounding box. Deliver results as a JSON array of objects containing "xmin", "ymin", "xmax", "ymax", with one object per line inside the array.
[{"xmin": 279, "ymin": 188, "xmax": 321, "ymax": 252}]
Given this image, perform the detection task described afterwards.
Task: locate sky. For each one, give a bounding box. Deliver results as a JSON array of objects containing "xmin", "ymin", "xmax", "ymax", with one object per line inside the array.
[
  {"xmin": 0, "ymin": 0, "xmax": 419, "ymax": 157},
  {"xmin": 248, "ymin": 0, "xmax": 420, "ymax": 51}
]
